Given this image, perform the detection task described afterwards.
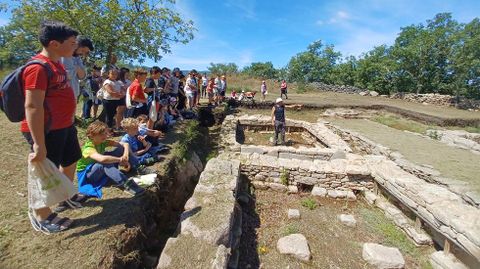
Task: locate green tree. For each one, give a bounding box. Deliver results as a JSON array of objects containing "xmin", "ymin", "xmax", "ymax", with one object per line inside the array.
[
  {"xmin": 0, "ymin": 0, "xmax": 195, "ymax": 67},
  {"xmin": 332, "ymin": 56, "xmax": 357, "ymax": 86},
  {"xmin": 287, "ymin": 40, "xmax": 341, "ymax": 83},
  {"xmin": 207, "ymin": 62, "xmax": 238, "ymax": 75},
  {"xmin": 355, "ymin": 45, "xmax": 395, "ymax": 94},
  {"xmin": 451, "ymin": 18, "xmax": 480, "ymax": 99},
  {"xmin": 241, "ymin": 61, "xmax": 277, "ymax": 79}
]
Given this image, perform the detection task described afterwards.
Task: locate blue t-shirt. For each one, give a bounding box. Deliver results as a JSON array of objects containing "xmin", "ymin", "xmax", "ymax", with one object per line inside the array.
[{"xmin": 120, "ymin": 134, "xmax": 144, "ymax": 153}]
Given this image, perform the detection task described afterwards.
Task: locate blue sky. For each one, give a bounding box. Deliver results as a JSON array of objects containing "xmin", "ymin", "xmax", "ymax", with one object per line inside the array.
[{"xmin": 1, "ymin": 0, "xmax": 479, "ymax": 70}]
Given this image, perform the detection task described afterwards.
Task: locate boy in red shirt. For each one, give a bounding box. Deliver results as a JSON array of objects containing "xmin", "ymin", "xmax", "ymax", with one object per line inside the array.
[{"xmin": 22, "ymin": 21, "xmax": 82, "ymax": 233}]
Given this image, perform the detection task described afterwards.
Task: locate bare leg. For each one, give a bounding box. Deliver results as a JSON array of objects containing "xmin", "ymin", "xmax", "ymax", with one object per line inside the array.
[
  {"xmin": 59, "ymin": 162, "xmax": 77, "ymax": 182},
  {"xmin": 116, "ymin": 106, "xmax": 126, "ymax": 128}
]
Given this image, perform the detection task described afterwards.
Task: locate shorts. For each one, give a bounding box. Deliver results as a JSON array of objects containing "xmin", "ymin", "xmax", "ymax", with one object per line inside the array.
[
  {"xmin": 220, "ymin": 91, "xmax": 226, "ymax": 97},
  {"xmin": 118, "ymin": 97, "xmax": 126, "ymax": 107},
  {"xmin": 23, "ymin": 125, "xmax": 82, "ymax": 167}
]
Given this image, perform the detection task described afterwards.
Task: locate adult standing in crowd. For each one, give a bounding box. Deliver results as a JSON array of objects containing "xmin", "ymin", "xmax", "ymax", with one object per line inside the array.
[
  {"xmin": 280, "ymin": 79, "xmax": 288, "ymax": 99},
  {"xmin": 201, "ymin": 73, "xmax": 208, "ymax": 99},
  {"xmin": 22, "ymin": 21, "xmax": 83, "ymax": 233},
  {"xmin": 61, "ymin": 36, "xmax": 93, "ymax": 101}
]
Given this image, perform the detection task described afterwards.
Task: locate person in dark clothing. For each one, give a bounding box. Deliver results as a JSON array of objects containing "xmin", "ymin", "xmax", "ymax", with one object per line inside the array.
[{"xmin": 271, "ymin": 98, "xmax": 297, "ymax": 145}]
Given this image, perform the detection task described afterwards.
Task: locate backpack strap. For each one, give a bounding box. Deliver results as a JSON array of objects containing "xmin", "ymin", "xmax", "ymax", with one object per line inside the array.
[{"xmin": 23, "ymin": 60, "xmax": 55, "ymax": 133}]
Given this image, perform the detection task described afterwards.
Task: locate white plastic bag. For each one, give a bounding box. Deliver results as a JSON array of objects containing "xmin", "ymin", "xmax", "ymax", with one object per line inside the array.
[
  {"xmin": 125, "ymin": 86, "xmax": 133, "ymax": 109},
  {"xmin": 28, "ymin": 159, "xmax": 77, "ymax": 209},
  {"xmin": 149, "ymin": 99, "xmax": 158, "ymax": 122},
  {"xmin": 96, "ymin": 86, "xmax": 106, "ymax": 100}
]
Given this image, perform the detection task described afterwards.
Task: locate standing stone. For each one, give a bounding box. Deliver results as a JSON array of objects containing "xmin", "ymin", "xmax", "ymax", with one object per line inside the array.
[
  {"xmin": 288, "ymin": 209, "xmax": 301, "ymax": 219},
  {"xmin": 362, "ymin": 243, "xmax": 405, "ymax": 269},
  {"xmin": 277, "ymin": 234, "xmax": 311, "ymax": 262},
  {"xmin": 338, "ymin": 214, "xmax": 357, "ymax": 227}
]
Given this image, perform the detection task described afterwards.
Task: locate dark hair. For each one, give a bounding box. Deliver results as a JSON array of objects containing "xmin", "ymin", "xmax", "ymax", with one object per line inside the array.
[
  {"xmin": 119, "ymin": 67, "xmax": 130, "ymax": 82},
  {"xmin": 39, "ymin": 20, "xmax": 79, "ymax": 47},
  {"xmin": 161, "ymin": 67, "xmax": 170, "ymax": 73},
  {"xmin": 150, "ymin": 66, "xmax": 161, "ymax": 75},
  {"xmin": 91, "ymin": 65, "xmax": 101, "ymax": 72},
  {"xmin": 77, "ymin": 36, "xmax": 94, "ymax": 51},
  {"xmin": 134, "ymin": 68, "xmax": 148, "ymax": 77}
]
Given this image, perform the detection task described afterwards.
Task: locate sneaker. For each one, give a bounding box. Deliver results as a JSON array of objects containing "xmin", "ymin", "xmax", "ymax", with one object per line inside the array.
[
  {"xmin": 136, "ymin": 165, "xmax": 156, "ymax": 175},
  {"xmin": 123, "ymin": 178, "xmax": 146, "ymax": 196}
]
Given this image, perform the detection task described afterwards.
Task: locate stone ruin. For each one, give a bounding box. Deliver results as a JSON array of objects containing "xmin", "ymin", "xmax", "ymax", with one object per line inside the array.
[{"xmin": 156, "ymin": 114, "xmax": 480, "ymax": 269}]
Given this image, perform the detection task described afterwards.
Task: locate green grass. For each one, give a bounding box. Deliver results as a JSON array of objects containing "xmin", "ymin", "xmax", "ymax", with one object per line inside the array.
[
  {"xmin": 172, "ymin": 120, "xmax": 202, "ymax": 163},
  {"xmin": 360, "ymin": 207, "xmax": 433, "ymax": 269},
  {"xmin": 372, "ymin": 114, "xmax": 435, "ymax": 134},
  {"xmin": 301, "ymin": 197, "xmax": 318, "ymax": 210}
]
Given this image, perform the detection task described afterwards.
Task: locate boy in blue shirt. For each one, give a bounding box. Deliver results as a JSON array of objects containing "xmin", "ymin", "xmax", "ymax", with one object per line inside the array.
[{"xmin": 120, "ymin": 118, "xmax": 164, "ymax": 165}]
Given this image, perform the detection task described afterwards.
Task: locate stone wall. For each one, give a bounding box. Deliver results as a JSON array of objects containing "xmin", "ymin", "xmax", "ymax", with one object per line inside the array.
[
  {"xmin": 157, "ymin": 157, "xmax": 242, "ymax": 269},
  {"xmin": 309, "ymin": 81, "xmax": 480, "ymax": 110},
  {"xmin": 240, "ymin": 152, "xmax": 375, "ymax": 197}
]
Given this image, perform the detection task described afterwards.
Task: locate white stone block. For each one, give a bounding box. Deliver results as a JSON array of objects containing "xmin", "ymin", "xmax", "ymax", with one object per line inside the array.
[
  {"xmin": 362, "ymin": 243, "xmax": 405, "ymax": 269},
  {"xmin": 311, "ymin": 186, "xmax": 327, "ymax": 197},
  {"xmin": 288, "ymin": 209, "xmax": 301, "ymax": 219},
  {"xmin": 277, "ymin": 234, "xmax": 311, "ymax": 262}
]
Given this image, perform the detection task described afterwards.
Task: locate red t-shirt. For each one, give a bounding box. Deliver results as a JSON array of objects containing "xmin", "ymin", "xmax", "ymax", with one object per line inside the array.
[
  {"xmin": 129, "ymin": 79, "xmax": 146, "ymax": 103},
  {"xmin": 20, "ymin": 54, "xmax": 76, "ymax": 132}
]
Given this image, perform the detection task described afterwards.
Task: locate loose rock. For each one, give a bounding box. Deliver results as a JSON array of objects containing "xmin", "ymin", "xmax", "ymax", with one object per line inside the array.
[
  {"xmin": 362, "ymin": 243, "xmax": 405, "ymax": 269},
  {"xmin": 338, "ymin": 214, "xmax": 356, "ymax": 227},
  {"xmin": 277, "ymin": 234, "xmax": 311, "ymax": 262},
  {"xmin": 288, "ymin": 209, "xmax": 301, "ymax": 219}
]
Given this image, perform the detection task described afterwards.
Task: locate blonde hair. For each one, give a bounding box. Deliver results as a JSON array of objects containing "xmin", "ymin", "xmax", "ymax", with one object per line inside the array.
[
  {"xmin": 86, "ymin": 121, "xmax": 109, "ymax": 139},
  {"xmin": 121, "ymin": 117, "xmax": 139, "ymax": 129}
]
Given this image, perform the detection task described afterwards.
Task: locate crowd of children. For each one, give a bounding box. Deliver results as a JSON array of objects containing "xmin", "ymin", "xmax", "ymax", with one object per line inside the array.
[{"xmin": 6, "ymin": 19, "xmax": 237, "ymax": 234}]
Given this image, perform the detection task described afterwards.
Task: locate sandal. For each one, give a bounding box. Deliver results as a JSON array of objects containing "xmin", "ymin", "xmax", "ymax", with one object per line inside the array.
[
  {"xmin": 29, "ymin": 212, "xmax": 73, "ymax": 234},
  {"xmin": 53, "ymin": 194, "xmax": 84, "ymax": 213}
]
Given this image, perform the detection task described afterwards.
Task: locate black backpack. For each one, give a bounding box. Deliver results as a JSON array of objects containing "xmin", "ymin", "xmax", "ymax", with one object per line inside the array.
[{"xmin": 0, "ymin": 60, "xmax": 53, "ymax": 122}]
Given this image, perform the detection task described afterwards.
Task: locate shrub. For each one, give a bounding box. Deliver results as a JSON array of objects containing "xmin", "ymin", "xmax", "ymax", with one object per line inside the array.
[{"xmin": 301, "ymin": 197, "xmax": 318, "ymax": 210}]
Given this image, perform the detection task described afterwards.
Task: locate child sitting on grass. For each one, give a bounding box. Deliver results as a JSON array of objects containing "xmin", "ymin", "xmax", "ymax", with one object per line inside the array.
[
  {"xmin": 120, "ymin": 118, "xmax": 165, "ymax": 165},
  {"xmin": 76, "ymin": 121, "xmax": 145, "ymax": 198}
]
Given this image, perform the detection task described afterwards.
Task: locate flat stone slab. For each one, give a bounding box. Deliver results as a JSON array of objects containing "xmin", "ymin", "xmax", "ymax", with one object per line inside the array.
[
  {"xmin": 277, "ymin": 233, "xmax": 311, "ymax": 262},
  {"xmin": 288, "ymin": 209, "xmax": 301, "ymax": 219},
  {"xmin": 362, "ymin": 243, "xmax": 405, "ymax": 269},
  {"xmin": 430, "ymin": 251, "xmax": 468, "ymax": 269},
  {"xmin": 338, "ymin": 214, "xmax": 356, "ymax": 227}
]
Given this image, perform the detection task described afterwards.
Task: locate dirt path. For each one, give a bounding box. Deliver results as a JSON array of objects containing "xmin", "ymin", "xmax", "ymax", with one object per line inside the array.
[{"xmin": 330, "ymin": 119, "xmax": 480, "ymax": 193}]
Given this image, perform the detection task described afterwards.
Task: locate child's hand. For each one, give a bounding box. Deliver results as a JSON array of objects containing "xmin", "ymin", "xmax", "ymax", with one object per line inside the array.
[
  {"xmin": 138, "ymin": 135, "xmax": 146, "ymax": 142},
  {"xmin": 153, "ymin": 130, "xmax": 165, "ymax": 138},
  {"xmin": 144, "ymin": 142, "xmax": 152, "ymax": 150}
]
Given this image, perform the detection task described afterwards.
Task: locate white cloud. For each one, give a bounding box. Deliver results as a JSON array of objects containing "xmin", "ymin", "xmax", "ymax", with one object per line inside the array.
[{"xmin": 316, "ymin": 10, "xmax": 351, "ymax": 26}]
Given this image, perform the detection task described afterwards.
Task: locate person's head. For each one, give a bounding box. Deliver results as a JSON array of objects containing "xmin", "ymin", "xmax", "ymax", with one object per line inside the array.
[
  {"xmin": 86, "ymin": 121, "xmax": 109, "ymax": 144},
  {"xmin": 74, "ymin": 36, "xmax": 94, "ymax": 57},
  {"xmin": 173, "ymin": 67, "xmax": 180, "ymax": 77},
  {"xmin": 150, "ymin": 66, "xmax": 161, "ymax": 79},
  {"xmin": 136, "ymin": 114, "xmax": 148, "ymax": 124},
  {"xmin": 110, "ymin": 54, "xmax": 117, "ymax": 64},
  {"xmin": 133, "ymin": 68, "xmax": 148, "ymax": 83},
  {"xmin": 121, "ymin": 118, "xmax": 139, "ymax": 136},
  {"xmin": 276, "ymin": 97, "xmax": 283, "ymax": 106},
  {"xmin": 108, "ymin": 69, "xmax": 119, "ymax": 80},
  {"xmin": 221, "ymin": 75, "xmax": 226, "ymax": 80},
  {"xmin": 209, "ymin": 77, "xmax": 215, "ymax": 82},
  {"xmin": 282, "ymin": 79, "xmax": 286, "ymax": 83},
  {"xmin": 38, "ymin": 20, "xmax": 79, "ymax": 57},
  {"xmin": 262, "ymin": 80, "xmax": 265, "ymax": 84},
  {"xmin": 190, "ymin": 69, "xmax": 197, "ymax": 77},
  {"xmin": 119, "ymin": 67, "xmax": 130, "ymax": 82},
  {"xmin": 91, "ymin": 65, "xmax": 101, "ymax": 77},
  {"xmin": 162, "ymin": 67, "xmax": 170, "ymax": 76}
]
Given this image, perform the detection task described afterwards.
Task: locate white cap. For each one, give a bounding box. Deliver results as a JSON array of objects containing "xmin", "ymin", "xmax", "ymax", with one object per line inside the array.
[{"xmin": 276, "ymin": 98, "xmax": 283, "ymax": 103}]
